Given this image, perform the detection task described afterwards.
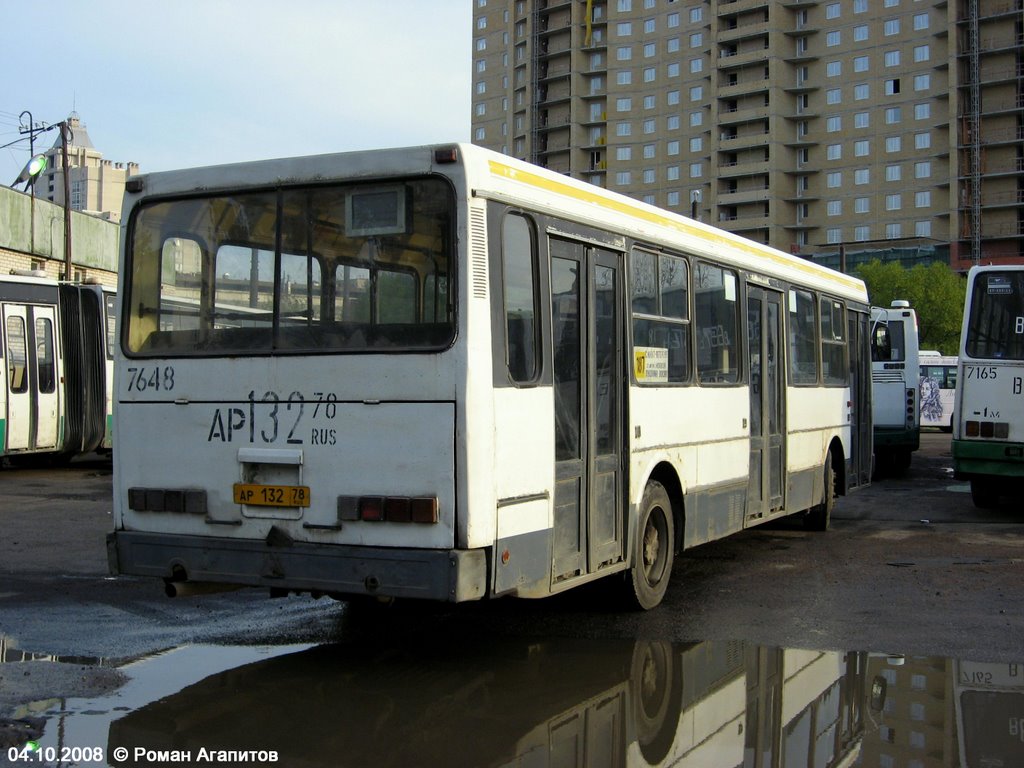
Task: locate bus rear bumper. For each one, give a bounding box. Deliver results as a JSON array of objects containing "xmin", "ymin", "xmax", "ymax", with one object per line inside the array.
[
  {"xmin": 107, "ymin": 531, "xmax": 489, "ymax": 603},
  {"xmin": 952, "ymin": 439, "xmax": 1024, "ymax": 480}
]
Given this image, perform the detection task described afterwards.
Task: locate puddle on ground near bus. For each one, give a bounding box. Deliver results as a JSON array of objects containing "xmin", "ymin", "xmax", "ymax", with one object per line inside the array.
[{"xmin": 1, "ymin": 636, "xmax": 1020, "ymax": 768}]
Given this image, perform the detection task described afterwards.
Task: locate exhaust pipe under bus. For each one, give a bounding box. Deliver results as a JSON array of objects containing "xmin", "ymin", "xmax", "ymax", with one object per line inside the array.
[{"xmin": 164, "ymin": 580, "xmax": 244, "ymax": 598}]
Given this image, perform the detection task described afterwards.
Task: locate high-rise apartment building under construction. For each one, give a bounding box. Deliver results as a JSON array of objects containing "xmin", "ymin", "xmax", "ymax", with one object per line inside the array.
[{"xmin": 470, "ymin": 0, "xmax": 1023, "ymax": 271}]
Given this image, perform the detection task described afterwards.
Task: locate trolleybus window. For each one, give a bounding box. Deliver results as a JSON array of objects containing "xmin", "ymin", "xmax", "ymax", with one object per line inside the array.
[
  {"xmin": 789, "ymin": 288, "xmax": 819, "ymax": 385},
  {"xmin": 7, "ymin": 316, "xmax": 27, "ymax": 393},
  {"xmin": 631, "ymin": 249, "xmax": 689, "ymax": 384},
  {"xmin": 502, "ymin": 213, "xmax": 540, "ymax": 383},
  {"xmin": 821, "ymin": 298, "xmax": 847, "ymax": 386},
  {"xmin": 125, "ymin": 178, "xmax": 455, "ymax": 355},
  {"xmin": 694, "ymin": 262, "xmax": 739, "ymax": 384},
  {"xmin": 964, "ymin": 270, "xmax": 1024, "ymax": 360}
]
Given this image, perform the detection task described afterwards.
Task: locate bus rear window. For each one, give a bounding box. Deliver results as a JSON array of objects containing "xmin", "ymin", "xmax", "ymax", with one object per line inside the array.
[
  {"xmin": 125, "ymin": 178, "xmax": 454, "ymax": 355},
  {"xmin": 965, "ymin": 270, "xmax": 1024, "ymax": 360}
]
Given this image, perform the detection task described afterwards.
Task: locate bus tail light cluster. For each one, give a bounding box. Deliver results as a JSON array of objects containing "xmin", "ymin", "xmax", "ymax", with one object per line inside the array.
[
  {"xmin": 128, "ymin": 487, "xmax": 208, "ymax": 515},
  {"xmin": 337, "ymin": 495, "xmax": 439, "ymax": 524},
  {"xmin": 965, "ymin": 420, "xmax": 1009, "ymax": 439},
  {"xmin": 905, "ymin": 388, "xmax": 916, "ymax": 428}
]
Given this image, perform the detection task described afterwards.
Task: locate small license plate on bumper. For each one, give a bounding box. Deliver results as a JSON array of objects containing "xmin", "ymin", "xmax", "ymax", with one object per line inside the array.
[{"xmin": 233, "ymin": 483, "xmax": 311, "ymax": 508}]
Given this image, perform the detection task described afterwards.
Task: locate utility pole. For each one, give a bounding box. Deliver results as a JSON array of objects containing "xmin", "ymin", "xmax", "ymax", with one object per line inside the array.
[{"xmin": 60, "ymin": 120, "xmax": 73, "ymax": 281}]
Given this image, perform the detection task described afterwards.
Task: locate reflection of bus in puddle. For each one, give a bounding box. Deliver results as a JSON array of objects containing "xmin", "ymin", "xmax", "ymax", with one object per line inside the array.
[{"xmin": 107, "ymin": 639, "xmax": 867, "ymax": 767}]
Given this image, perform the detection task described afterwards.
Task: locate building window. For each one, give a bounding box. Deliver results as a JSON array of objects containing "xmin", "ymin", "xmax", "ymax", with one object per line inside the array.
[
  {"xmin": 827, "ymin": 228, "xmax": 842, "ymax": 244},
  {"xmin": 915, "ymin": 220, "xmax": 932, "ymax": 236},
  {"xmin": 689, "ymin": 58, "xmax": 703, "ymax": 73},
  {"xmin": 915, "ymin": 161, "xmax": 931, "ymax": 178},
  {"xmin": 914, "ymin": 74, "xmax": 930, "ymax": 91},
  {"xmin": 826, "ymin": 30, "xmax": 841, "ymax": 47},
  {"xmin": 854, "ymin": 25, "xmax": 868, "ymax": 41},
  {"xmin": 916, "ymin": 191, "xmax": 931, "ymax": 208},
  {"xmin": 885, "ymin": 134, "xmax": 902, "ymax": 153},
  {"xmin": 643, "ymin": 169, "xmax": 655, "ymax": 184},
  {"xmin": 886, "ymin": 164, "xmax": 901, "ymax": 181},
  {"xmin": 826, "ymin": 2, "xmax": 840, "ymax": 18},
  {"xmin": 689, "ymin": 162, "xmax": 703, "ymax": 178},
  {"xmin": 827, "ymin": 144, "xmax": 842, "ymax": 160},
  {"xmin": 913, "ymin": 12, "xmax": 929, "ymax": 30},
  {"xmin": 827, "ymin": 200, "xmax": 842, "ymax": 216},
  {"xmin": 884, "ymin": 18, "xmax": 900, "ymax": 35},
  {"xmin": 690, "ymin": 32, "xmax": 702, "ymax": 47},
  {"xmin": 644, "ymin": 42, "xmax": 656, "ymax": 57},
  {"xmin": 689, "ymin": 7, "xmax": 702, "ymax": 23},
  {"xmin": 617, "ymin": 97, "xmax": 632, "ymax": 112},
  {"xmin": 617, "ymin": 122, "xmax": 632, "ymax": 136},
  {"xmin": 886, "ymin": 194, "xmax": 902, "ymax": 210},
  {"xmin": 854, "ymin": 84, "xmax": 869, "ymax": 100},
  {"xmin": 855, "ymin": 168, "xmax": 870, "ymax": 185},
  {"xmin": 886, "ymin": 223, "xmax": 902, "ymax": 238},
  {"xmin": 667, "ymin": 165, "xmax": 680, "ymax": 180},
  {"xmin": 855, "ymin": 111, "xmax": 870, "ymax": 128},
  {"xmin": 855, "ymin": 225, "xmax": 870, "ymax": 240},
  {"xmin": 617, "ymin": 70, "xmax": 632, "ymax": 85},
  {"xmin": 667, "ymin": 140, "xmax": 680, "ymax": 155},
  {"xmin": 855, "ymin": 140, "xmax": 870, "ymax": 156},
  {"xmin": 689, "ymin": 137, "xmax": 702, "ymax": 152},
  {"xmin": 668, "ymin": 11, "xmax": 680, "ymax": 27},
  {"xmin": 668, "ymin": 90, "xmax": 681, "ymax": 105},
  {"xmin": 827, "ymin": 171, "xmax": 842, "ymax": 188},
  {"xmin": 827, "ymin": 61, "xmax": 841, "ymax": 77},
  {"xmin": 886, "ymin": 107, "xmax": 902, "ymax": 124},
  {"xmin": 827, "ymin": 116, "xmax": 842, "ymax": 132},
  {"xmin": 885, "ymin": 50, "xmax": 900, "ymax": 67},
  {"xmin": 854, "ymin": 56, "xmax": 869, "ymax": 72},
  {"xmin": 855, "ymin": 197, "xmax": 870, "ymax": 213},
  {"xmin": 642, "ymin": 66, "xmax": 656, "ymax": 84},
  {"xmin": 617, "ymin": 46, "xmax": 633, "ymax": 61},
  {"xmin": 827, "ymin": 88, "xmax": 841, "ymax": 105},
  {"xmin": 914, "ymin": 45, "xmax": 930, "ymax": 63},
  {"xmin": 616, "ymin": 171, "xmax": 631, "ymax": 185},
  {"xmin": 644, "ymin": 94, "xmax": 655, "ymax": 109},
  {"xmin": 667, "ymin": 115, "xmax": 680, "ymax": 130},
  {"xmin": 617, "ymin": 22, "xmax": 633, "ymax": 36},
  {"xmin": 688, "ymin": 110, "xmax": 701, "ymax": 126},
  {"xmin": 915, "ymin": 132, "xmax": 931, "ymax": 149},
  {"xmin": 617, "ymin": 147, "xmax": 632, "ymax": 161},
  {"xmin": 885, "ymin": 79, "xmax": 901, "ymax": 95}
]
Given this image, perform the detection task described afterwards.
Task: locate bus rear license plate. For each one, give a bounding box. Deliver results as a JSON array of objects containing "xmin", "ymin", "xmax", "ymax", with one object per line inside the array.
[{"xmin": 233, "ymin": 483, "xmax": 311, "ymax": 508}]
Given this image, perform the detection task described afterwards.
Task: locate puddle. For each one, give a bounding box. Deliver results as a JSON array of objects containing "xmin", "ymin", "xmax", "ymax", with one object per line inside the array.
[{"xmin": 1, "ymin": 636, "xmax": 1020, "ymax": 768}]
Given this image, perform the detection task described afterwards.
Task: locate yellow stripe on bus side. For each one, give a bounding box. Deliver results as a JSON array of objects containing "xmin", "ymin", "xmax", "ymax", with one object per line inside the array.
[{"xmin": 487, "ymin": 160, "xmax": 865, "ymax": 295}]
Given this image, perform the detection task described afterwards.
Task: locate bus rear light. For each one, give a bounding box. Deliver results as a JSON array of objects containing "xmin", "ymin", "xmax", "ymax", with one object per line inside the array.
[
  {"xmin": 359, "ymin": 497, "xmax": 386, "ymax": 522},
  {"xmin": 965, "ymin": 421, "xmax": 1009, "ymax": 439},
  {"xmin": 128, "ymin": 487, "xmax": 207, "ymax": 515},
  {"xmin": 344, "ymin": 495, "xmax": 439, "ymax": 524}
]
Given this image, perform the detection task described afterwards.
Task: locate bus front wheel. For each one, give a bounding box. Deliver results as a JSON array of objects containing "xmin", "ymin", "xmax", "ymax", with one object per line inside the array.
[{"xmin": 627, "ymin": 481, "xmax": 675, "ymax": 610}]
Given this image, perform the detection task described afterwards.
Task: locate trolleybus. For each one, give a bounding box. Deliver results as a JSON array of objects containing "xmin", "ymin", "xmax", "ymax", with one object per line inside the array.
[
  {"xmin": 107, "ymin": 143, "xmax": 872, "ymax": 609},
  {"xmin": 870, "ymin": 301, "xmax": 921, "ymax": 473},
  {"xmin": 919, "ymin": 351, "xmax": 957, "ymax": 432},
  {"xmin": 953, "ymin": 265, "xmax": 1024, "ymax": 508},
  {"xmin": 2, "ymin": 273, "xmax": 113, "ymax": 462}
]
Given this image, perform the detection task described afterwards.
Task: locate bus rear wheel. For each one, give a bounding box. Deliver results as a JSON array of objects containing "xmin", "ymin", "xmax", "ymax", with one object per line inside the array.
[
  {"xmin": 627, "ymin": 481, "xmax": 675, "ymax": 610},
  {"xmin": 970, "ymin": 478, "xmax": 1000, "ymax": 509}
]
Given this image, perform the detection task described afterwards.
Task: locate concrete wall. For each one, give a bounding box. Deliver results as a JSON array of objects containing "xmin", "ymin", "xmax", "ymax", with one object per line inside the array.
[{"xmin": 0, "ymin": 184, "xmax": 119, "ymax": 286}]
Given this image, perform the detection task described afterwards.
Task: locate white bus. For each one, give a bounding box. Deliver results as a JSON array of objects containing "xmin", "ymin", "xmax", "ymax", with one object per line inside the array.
[
  {"xmin": 919, "ymin": 351, "xmax": 957, "ymax": 432},
  {"xmin": 2, "ymin": 273, "xmax": 113, "ymax": 463},
  {"xmin": 870, "ymin": 301, "xmax": 921, "ymax": 473},
  {"xmin": 107, "ymin": 143, "xmax": 872, "ymax": 609},
  {"xmin": 953, "ymin": 265, "xmax": 1024, "ymax": 508}
]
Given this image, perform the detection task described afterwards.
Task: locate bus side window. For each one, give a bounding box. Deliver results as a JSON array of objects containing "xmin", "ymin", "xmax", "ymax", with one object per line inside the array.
[
  {"xmin": 502, "ymin": 213, "xmax": 539, "ymax": 383},
  {"xmin": 872, "ymin": 323, "xmax": 891, "ymax": 362},
  {"xmin": 6, "ymin": 316, "xmax": 28, "ymax": 393}
]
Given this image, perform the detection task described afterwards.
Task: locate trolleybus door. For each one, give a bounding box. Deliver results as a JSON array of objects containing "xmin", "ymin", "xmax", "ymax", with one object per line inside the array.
[
  {"xmin": 2, "ymin": 304, "xmax": 59, "ymax": 451},
  {"xmin": 551, "ymin": 239, "xmax": 624, "ymax": 583},
  {"xmin": 746, "ymin": 287, "xmax": 785, "ymax": 518}
]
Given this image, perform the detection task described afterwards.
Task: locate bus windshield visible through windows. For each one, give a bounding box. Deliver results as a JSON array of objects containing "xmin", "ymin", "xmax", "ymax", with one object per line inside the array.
[{"xmin": 125, "ymin": 178, "xmax": 455, "ymax": 356}]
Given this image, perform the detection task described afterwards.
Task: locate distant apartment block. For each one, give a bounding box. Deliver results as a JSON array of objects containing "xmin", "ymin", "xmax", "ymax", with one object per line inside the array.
[
  {"xmin": 36, "ymin": 112, "xmax": 138, "ymax": 223},
  {"xmin": 471, "ymin": 0, "xmax": 1024, "ymax": 271}
]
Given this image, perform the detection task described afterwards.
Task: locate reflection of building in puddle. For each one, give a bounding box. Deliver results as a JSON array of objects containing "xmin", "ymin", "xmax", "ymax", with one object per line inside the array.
[
  {"xmin": 107, "ymin": 639, "xmax": 869, "ymax": 768},
  {"xmin": 0, "ymin": 634, "xmax": 112, "ymax": 667}
]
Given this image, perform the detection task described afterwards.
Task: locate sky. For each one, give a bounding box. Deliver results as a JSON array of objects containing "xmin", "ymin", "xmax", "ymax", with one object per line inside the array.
[{"xmin": 0, "ymin": 1, "xmax": 471, "ymax": 185}]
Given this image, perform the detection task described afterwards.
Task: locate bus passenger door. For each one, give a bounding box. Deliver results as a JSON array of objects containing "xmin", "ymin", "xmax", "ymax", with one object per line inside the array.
[
  {"xmin": 2, "ymin": 304, "xmax": 59, "ymax": 452},
  {"xmin": 746, "ymin": 287, "xmax": 785, "ymax": 519},
  {"xmin": 551, "ymin": 239, "xmax": 624, "ymax": 584}
]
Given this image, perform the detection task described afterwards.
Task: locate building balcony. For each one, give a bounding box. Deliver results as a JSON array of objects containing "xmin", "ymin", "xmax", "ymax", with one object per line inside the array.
[
  {"xmin": 715, "ymin": 212, "xmax": 772, "ymax": 234},
  {"xmin": 717, "ymin": 21, "xmax": 770, "ymax": 44},
  {"xmin": 717, "ymin": 158, "xmax": 771, "ymax": 179},
  {"xmin": 717, "ymin": 48, "xmax": 770, "ymax": 70},
  {"xmin": 782, "ymin": 80, "xmax": 820, "ymax": 93},
  {"xmin": 717, "ymin": 105, "xmax": 771, "ymax": 126},
  {"xmin": 718, "ymin": 186, "xmax": 770, "ymax": 205},
  {"xmin": 719, "ymin": 79, "xmax": 771, "ymax": 99},
  {"xmin": 717, "ymin": 0, "xmax": 770, "ymax": 16}
]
